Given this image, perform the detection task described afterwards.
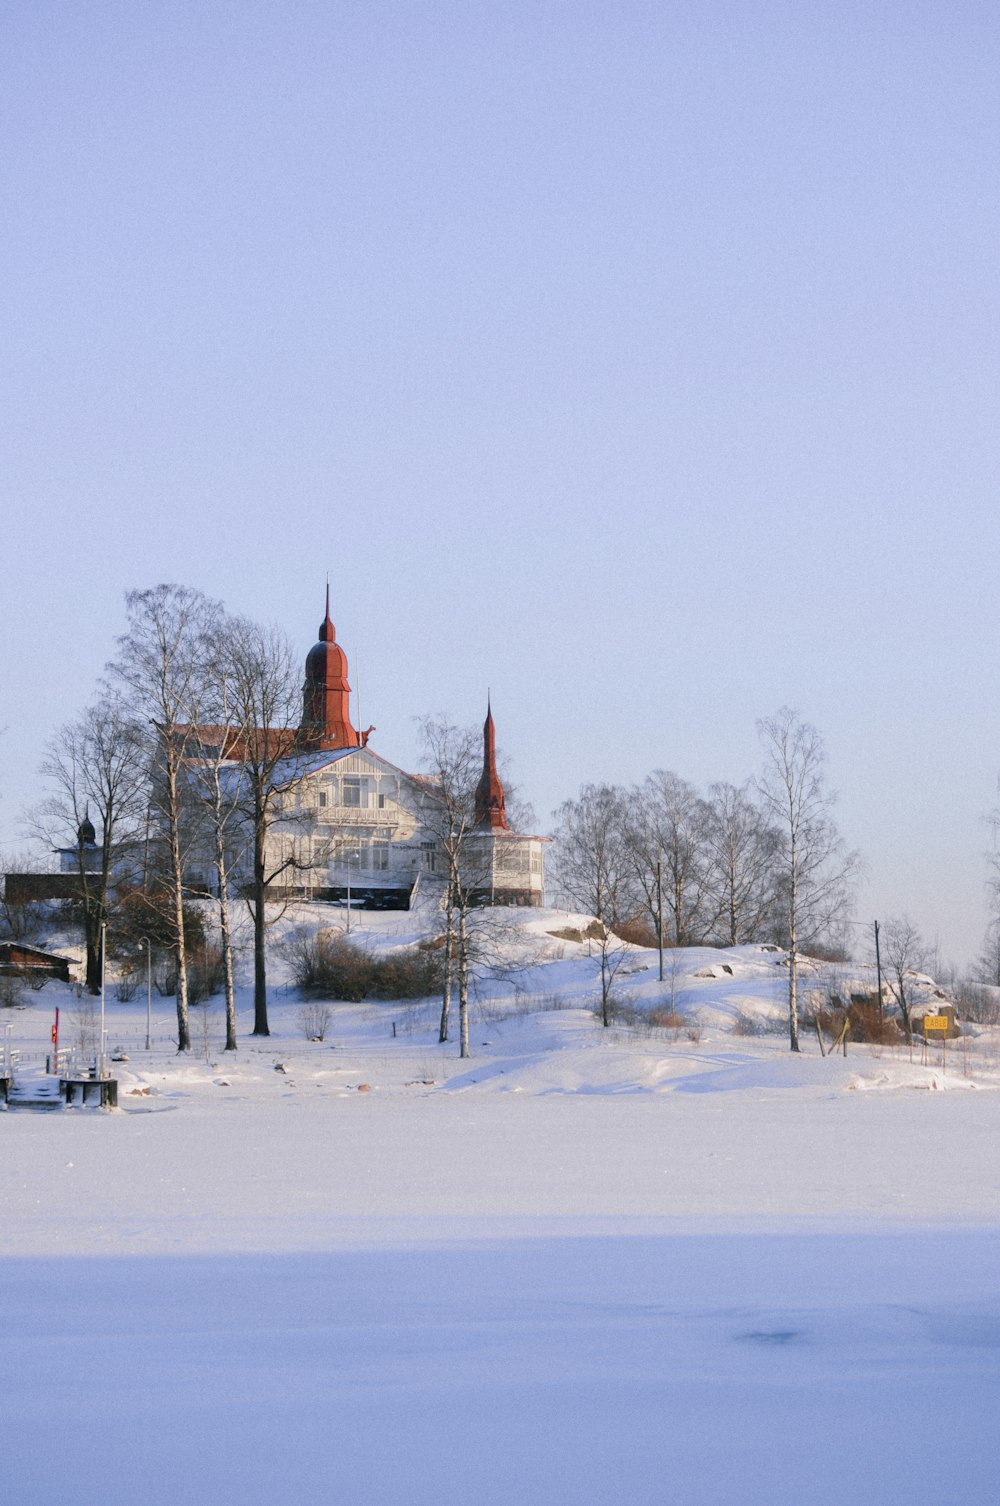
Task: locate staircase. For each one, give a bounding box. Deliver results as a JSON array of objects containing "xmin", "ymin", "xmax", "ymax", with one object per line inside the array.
[{"xmin": 5, "ymin": 1069, "xmax": 65, "ymax": 1111}]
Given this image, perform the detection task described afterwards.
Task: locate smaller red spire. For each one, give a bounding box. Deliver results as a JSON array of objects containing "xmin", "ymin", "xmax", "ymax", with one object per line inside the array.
[{"xmin": 475, "ymin": 698, "xmax": 508, "ymax": 830}]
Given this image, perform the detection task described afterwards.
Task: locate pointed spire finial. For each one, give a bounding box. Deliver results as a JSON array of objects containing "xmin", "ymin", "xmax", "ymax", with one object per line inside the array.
[{"xmin": 320, "ymin": 581, "xmax": 335, "ymax": 642}]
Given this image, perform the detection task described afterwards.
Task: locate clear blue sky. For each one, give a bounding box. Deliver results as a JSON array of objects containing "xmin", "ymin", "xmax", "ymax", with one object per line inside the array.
[{"xmin": 3, "ymin": 2, "xmax": 998, "ymax": 967}]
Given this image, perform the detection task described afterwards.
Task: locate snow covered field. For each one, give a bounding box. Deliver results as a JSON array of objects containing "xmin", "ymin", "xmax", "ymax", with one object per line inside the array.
[{"xmin": 3, "ymin": 908, "xmax": 1000, "ymax": 1503}]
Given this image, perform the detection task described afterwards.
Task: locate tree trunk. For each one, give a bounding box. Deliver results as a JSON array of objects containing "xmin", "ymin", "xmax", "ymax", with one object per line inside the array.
[
  {"xmin": 251, "ymin": 801, "xmax": 269, "ymax": 1035},
  {"xmin": 214, "ymin": 826, "xmax": 237, "ymax": 1051},
  {"xmin": 897, "ymin": 974, "xmax": 912, "ymax": 1043},
  {"xmin": 458, "ymin": 907, "xmax": 470, "ymax": 1058},
  {"xmin": 788, "ymin": 850, "xmax": 800, "ymax": 1052},
  {"xmin": 167, "ymin": 771, "xmax": 191, "ymax": 1052},
  {"xmin": 438, "ymin": 890, "xmax": 454, "ymax": 1043},
  {"xmin": 84, "ymin": 915, "xmax": 101, "ymax": 995},
  {"xmin": 80, "ymin": 863, "xmax": 103, "ymax": 994}
]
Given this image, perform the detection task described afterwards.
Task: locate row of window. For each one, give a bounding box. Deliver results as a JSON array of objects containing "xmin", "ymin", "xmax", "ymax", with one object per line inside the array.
[
  {"xmin": 317, "ymin": 777, "xmax": 391, "ymax": 811},
  {"xmin": 286, "ymin": 831, "xmax": 542, "ymax": 881},
  {"xmin": 324, "ymin": 841, "xmax": 391, "ymax": 871}
]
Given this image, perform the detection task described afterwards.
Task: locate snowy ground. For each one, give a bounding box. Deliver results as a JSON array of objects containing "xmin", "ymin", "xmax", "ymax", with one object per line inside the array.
[{"xmin": 3, "ymin": 907, "xmax": 999, "ymax": 1503}]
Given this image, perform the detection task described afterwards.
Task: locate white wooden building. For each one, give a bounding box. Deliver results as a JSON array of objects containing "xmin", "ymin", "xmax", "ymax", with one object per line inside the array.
[{"xmin": 185, "ymin": 594, "xmax": 546, "ymax": 909}]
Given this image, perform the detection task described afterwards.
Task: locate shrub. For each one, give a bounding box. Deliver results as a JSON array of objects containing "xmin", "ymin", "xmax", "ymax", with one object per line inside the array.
[
  {"xmin": 154, "ymin": 968, "xmax": 176, "ymax": 997},
  {"xmin": 612, "ymin": 918, "xmax": 661, "ymax": 949},
  {"xmin": 815, "ymin": 1001, "xmax": 903, "ymax": 1046},
  {"xmin": 374, "ymin": 948, "xmax": 445, "ymax": 999},
  {"xmin": 732, "ymin": 1010, "xmax": 784, "ymax": 1037},
  {"xmin": 804, "ymin": 942, "xmax": 852, "ymax": 964},
  {"xmin": 146, "ymin": 943, "xmax": 225, "ymax": 1004},
  {"xmin": 15, "ymin": 965, "xmax": 49, "ymax": 993},
  {"xmin": 0, "ymin": 975, "xmax": 25, "ymax": 1009},
  {"xmin": 298, "ymin": 1002, "xmax": 333, "ymax": 1041},
  {"xmin": 288, "ymin": 931, "xmax": 444, "ymax": 1002},
  {"xmin": 115, "ymin": 966, "xmax": 140, "ymax": 1003},
  {"xmin": 187, "ymin": 943, "xmax": 226, "ymax": 1005},
  {"xmin": 648, "ymin": 1008, "xmax": 685, "ymax": 1030},
  {"xmin": 109, "ymin": 888, "xmax": 206, "ymax": 956},
  {"xmin": 598, "ymin": 993, "xmax": 643, "ymax": 1027}
]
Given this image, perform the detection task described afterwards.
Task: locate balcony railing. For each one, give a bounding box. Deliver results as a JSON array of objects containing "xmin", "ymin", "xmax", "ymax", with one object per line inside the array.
[{"xmin": 307, "ymin": 806, "xmax": 397, "ymax": 825}]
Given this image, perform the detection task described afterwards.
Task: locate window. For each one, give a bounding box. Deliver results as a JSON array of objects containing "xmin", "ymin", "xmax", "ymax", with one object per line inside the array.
[
  {"xmin": 372, "ymin": 841, "xmax": 389, "ymax": 871},
  {"xmin": 318, "ymin": 790, "xmax": 327, "ymax": 809},
  {"xmin": 343, "ymin": 778, "xmax": 361, "ymax": 808},
  {"xmin": 378, "ymin": 792, "xmax": 388, "ymax": 809}
]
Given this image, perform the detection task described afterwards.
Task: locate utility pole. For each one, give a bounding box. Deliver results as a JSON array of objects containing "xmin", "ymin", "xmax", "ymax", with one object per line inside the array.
[{"xmin": 874, "ymin": 918, "xmax": 883, "ymax": 1023}]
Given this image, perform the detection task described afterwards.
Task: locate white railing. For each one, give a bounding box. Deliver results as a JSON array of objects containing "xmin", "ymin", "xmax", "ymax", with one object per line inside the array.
[{"xmin": 312, "ymin": 807, "xmax": 397, "ymax": 825}]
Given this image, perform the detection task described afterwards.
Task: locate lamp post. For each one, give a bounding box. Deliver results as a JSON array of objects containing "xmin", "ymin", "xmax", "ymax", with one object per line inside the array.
[
  {"xmin": 345, "ymin": 851, "xmax": 358, "ymax": 933},
  {"xmin": 139, "ymin": 936, "xmax": 153, "ymax": 1050}
]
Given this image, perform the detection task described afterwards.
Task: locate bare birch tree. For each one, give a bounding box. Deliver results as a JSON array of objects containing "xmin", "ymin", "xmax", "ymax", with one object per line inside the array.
[
  {"xmin": 225, "ymin": 616, "xmax": 307, "ymax": 1038},
  {"xmin": 627, "ymin": 771, "xmax": 718, "ymax": 945},
  {"xmin": 416, "ymin": 716, "xmax": 489, "ymax": 1058},
  {"xmin": 757, "ymin": 708, "xmax": 860, "ymax": 1053},
  {"xmin": 881, "ymin": 914, "xmax": 927, "ymax": 1042},
  {"xmin": 551, "ymin": 783, "xmax": 635, "ymax": 1026},
  {"xmin": 187, "ymin": 627, "xmax": 254, "ymax": 1051},
  {"xmin": 109, "ymin": 585, "xmax": 223, "ymax": 1052},
  {"xmin": 704, "ymin": 779, "xmax": 783, "ymax": 945},
  {"xmin": 33, "ymin": 703, "xmax": 148, "ymax": 992}
]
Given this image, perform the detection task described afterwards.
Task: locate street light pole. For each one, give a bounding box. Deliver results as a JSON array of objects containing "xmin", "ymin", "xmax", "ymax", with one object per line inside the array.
[
  {"xmin": 140, "ymin": 936, "xmax": 152, "ymax": 1050},
  {"xmin": 99, "ymin": 921, "xmax": 107, "ymax": 1077}
]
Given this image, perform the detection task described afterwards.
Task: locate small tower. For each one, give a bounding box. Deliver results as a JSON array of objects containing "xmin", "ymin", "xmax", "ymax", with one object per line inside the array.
[
  {"xmin": 474, "ymin": 700, "xmax": 508, "ymax": 830},
  {"xmin": 298, "ymin": 587, "xmax": 360, "ymax": 752}
]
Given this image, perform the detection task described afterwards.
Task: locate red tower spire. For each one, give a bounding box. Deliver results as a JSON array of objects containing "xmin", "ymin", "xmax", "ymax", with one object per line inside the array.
[
  {"xmin": 319, "ymin": 582, "xmax": 334, "ymax": 641},
  {"xmin": 474, "ymin": 699, "xmax": 508, "ymax": 830},
  {"xmin": 298, "ymin": 587, "xmax": 360, "ymax": 751}
]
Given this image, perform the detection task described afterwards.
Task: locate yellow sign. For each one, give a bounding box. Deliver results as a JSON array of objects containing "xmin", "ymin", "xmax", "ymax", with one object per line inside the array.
[{"xmin": 923, "ymin": 1014, "xmax": 949, "ymax": 1034}]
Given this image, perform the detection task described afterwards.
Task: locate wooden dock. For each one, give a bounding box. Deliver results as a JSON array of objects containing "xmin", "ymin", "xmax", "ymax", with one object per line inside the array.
[{"xmin": 4, "ymin": 1070, "xmax": 118, "ymax": 1110}]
